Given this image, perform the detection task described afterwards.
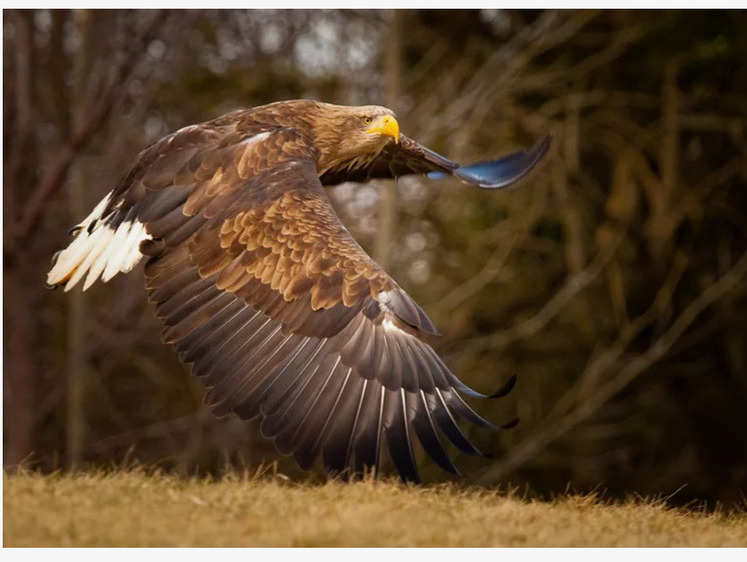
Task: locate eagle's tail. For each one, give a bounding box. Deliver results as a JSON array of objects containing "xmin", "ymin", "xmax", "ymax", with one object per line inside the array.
[{"xmin": 46, "ymin": 191, "xmax": 150, "ymax": 291}]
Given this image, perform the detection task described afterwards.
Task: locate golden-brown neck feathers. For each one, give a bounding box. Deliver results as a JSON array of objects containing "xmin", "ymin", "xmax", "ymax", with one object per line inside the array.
[{"xmin": 307, "ymin": 102, "xmax": 399, "ymax": 176}]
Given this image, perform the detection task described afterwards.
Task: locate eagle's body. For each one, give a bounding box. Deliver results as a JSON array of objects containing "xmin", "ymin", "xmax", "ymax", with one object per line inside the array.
[{"xmin": 48, "ymin": 100, "xmax": 550, "ymax": 482}]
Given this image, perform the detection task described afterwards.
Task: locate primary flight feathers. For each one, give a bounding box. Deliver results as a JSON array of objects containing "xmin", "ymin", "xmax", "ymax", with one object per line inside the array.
[{"xmin": 47, "ymin": 100, "xmax": 550, "ymax": 482}]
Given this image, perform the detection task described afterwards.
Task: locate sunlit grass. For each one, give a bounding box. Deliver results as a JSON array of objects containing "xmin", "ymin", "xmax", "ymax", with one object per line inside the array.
[{"xmin": 4, "ymin": 469, "xmax": 746, "ymax": 547}]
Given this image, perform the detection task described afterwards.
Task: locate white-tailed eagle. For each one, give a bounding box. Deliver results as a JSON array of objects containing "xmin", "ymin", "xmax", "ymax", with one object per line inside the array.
[{"xmin": 47, "ymin": 100, "xmax": 551, "ymax": 482}]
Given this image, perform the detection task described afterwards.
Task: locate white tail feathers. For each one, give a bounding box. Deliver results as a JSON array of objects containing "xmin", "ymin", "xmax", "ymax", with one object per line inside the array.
[{"xmin": 46, "ymin": 192, "xmax": 151, "ymax": 291}]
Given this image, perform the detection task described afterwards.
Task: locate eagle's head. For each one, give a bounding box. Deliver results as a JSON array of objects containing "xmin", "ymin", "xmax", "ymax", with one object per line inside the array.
[
  {"xmin": 350, "ymin": 104, "xmax": 400, "ymax": 146},
  {"xmin": 310, "ymin": 102, "xmax": 400, "ymax": 176}
]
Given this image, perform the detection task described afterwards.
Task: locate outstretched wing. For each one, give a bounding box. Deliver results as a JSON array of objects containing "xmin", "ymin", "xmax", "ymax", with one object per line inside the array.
[
  {"xmin": 429, "ymin": 134, "xmax": 553, "ymax": 189},
  {"xmin": 319, "ymin": 133, "xmax": 552, "ymax": 189},
  {"xmin": 134, "ymin": 126, "xmax": 511, "ymax": 482}
]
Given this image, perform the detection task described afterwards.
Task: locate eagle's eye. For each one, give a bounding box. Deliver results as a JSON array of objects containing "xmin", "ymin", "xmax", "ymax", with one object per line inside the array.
[{"xmin": 362, "ymin": 116, "xmax": 373, "ymax": 125}]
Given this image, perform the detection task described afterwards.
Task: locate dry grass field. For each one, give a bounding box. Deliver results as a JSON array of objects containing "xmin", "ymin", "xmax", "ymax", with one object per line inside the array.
[{"xmin": 4, "ymin": 470, "xmax": 747, "ymax": 547}]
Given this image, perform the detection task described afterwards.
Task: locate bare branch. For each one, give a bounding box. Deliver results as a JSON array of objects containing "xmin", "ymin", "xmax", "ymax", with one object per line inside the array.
[
  {"xmin": 4, "ymin": 10, "xmax": 34, "ymax": 228},
  {"xmin": 476, "ymin": 249, "xmax": 747, "ymax": 483},
  {"xmin": 9, "ymin": 11, "xmax": 169, "ymax": 249},
  {"xmin": 429, "ymin": 231, "xmax": 519, "ymax": 316},
  {"xmin": 464, "ymin": 230, "xmax": 624, "ymax": 353}
]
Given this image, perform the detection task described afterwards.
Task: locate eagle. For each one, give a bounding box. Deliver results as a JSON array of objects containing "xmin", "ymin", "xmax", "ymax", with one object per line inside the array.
[{"xmin": 47, "ymin": 100, "xmax": 551, "ymax": 482}]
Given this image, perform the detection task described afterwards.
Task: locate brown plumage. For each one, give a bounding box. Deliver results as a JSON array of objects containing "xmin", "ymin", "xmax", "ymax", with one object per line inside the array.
[{"xmin": 47, "ymin": 100, "xmax": 550, "ymax": 482}]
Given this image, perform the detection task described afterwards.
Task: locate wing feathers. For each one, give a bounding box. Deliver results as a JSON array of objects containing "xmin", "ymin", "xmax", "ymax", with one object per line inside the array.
[
  {"xmin": 162, "ymin": 289, "xmax": 233, "ymax": 344},
  {"xmin": 145, "ymin": 238, "xmax": 502, "ymax": 480},
  {"xmin": 318, "ymin": 132, "xmax": 550, "ymax": 191},
  {"xmin": 156, "ymin": 274, "xmax": 215, "ymax": 323},
  {"xmin": 377, "ymin": 289, "xmax": 440, "ymax": 336},
  {"xmin": 138, "ymin": 184, "xmax": 191, "ymax": 222},
  {"xmin": 259, "ymin": 338, "xmax": 331, "ymax": 417},
  {"xmin": 294, "ymin": 365, "xmax": 353, "ymax": 470},
  {"xmin": 411, "ymin": 390, "xmax": 460, "ymax": 475},
  {"xmin": 260, "ymin": 338, "xmax": 332, "ymax": 435},
  {"xmin": 175, "ymin": 299, "xmax": 246, "ymax": 363},
  {"xmin": 205, "ymin": 314, "xmax": 277, "ymax": 405},
  {"xmin": 442, "ymin": 389, "xmax": 497, "ymax": 430},
  {"xmin": 390, "ymin": 334, "xmax": 432, "ymax": 393},
  {"xmin": 271, "ymin": 354, "xmax": 343, "ymax": 455},
  {"xmin": 431, "ymin": 389, "xmax": 484, "ymax": 456},
  {"xmin": 352, "ymin": 384, "xmax": 386, "ymax": 475},
  {"xmin": 230, "ymin": 335, "xmax": 311, "ymax": 420},
  {"xmin": 321, "ymin": 376, "xmax": 367, "ymax": 475},
  {"xmin": 383, "ymin": 389, "xmax": 420, "ymax": 483}
]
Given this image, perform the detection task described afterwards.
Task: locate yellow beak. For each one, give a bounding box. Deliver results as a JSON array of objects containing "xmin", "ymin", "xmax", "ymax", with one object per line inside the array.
[{"xmin": 366, "ymin": 115, "xmax": 400, "ymax": 143}]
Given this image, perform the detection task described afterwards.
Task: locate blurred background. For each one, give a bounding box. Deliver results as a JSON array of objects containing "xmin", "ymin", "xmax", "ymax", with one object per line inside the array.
[{"xmin": 4, "ymin": 9, "xmax": 747, "ymax": 508}]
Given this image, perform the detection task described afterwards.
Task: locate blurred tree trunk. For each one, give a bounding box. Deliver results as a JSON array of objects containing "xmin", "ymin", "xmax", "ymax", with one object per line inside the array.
[
  {"xmin": 4, "ymin": 274, "xmax": 36, "ymax": 467},
  {"xmin": 373, "ymin": 9, "xmax": 402, "ymax": 268},
  {"xmin": 4, "ymin": 10, "xmax": 36, "ymax": 468},
  {"xmin": 554, "ymin": 91, "xmax": 597, "ymax": 343},
  {"xmin": 650, "ymin": 57, "xmax": 680, "ymax": 259},
  {"xmin": 66, "ymin": 9, "xmax": 97, "ymax": 469}
]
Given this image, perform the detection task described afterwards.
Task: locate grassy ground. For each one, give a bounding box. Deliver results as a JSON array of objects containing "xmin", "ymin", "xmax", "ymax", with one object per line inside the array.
[{"xmin": 4, "ymin": 470, "xmax": 747, "ymax": 547}]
